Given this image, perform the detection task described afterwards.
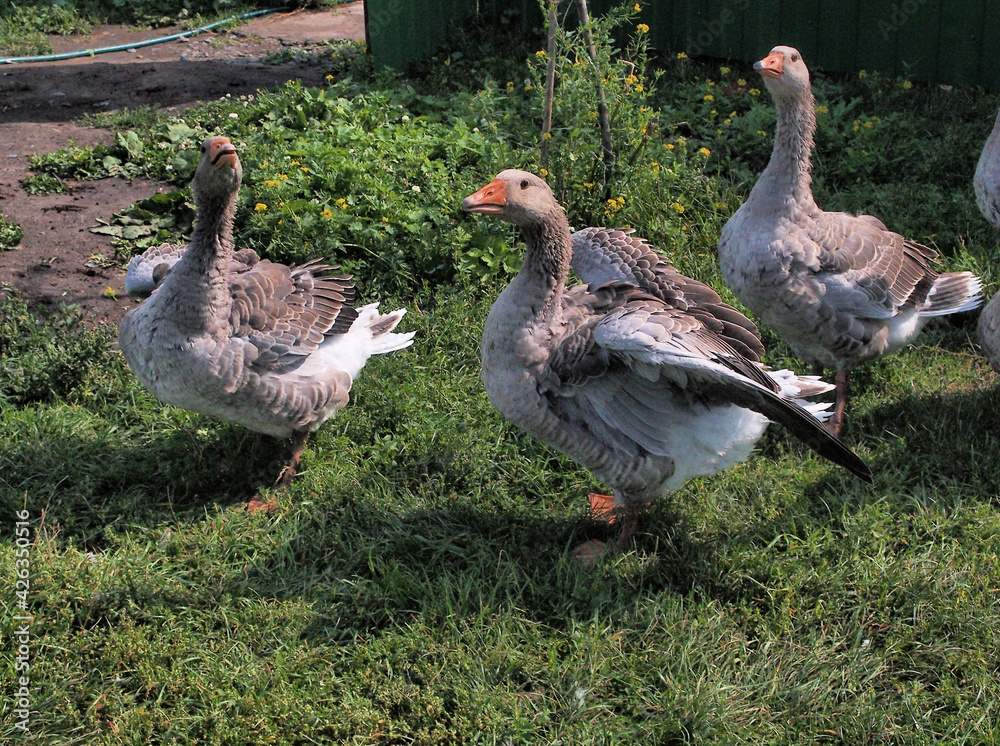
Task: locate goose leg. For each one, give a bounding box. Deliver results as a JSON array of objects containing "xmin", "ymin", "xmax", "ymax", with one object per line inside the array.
[
  {"xmin": 572, "ymin": 494, "xmax": 646, "ymax": 564},
  {"xmin": 827, "ymin": 370, "xmax": 850, "ymax": 437},
  {"xmin": 275, "ymin": 429, "xmax": 311, "ymax": 487}
]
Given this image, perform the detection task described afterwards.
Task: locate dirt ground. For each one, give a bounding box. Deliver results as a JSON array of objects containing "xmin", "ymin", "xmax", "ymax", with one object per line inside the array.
[{"xmin": 0, "ymin": 2, "xmax": 366, "ymax": 325}]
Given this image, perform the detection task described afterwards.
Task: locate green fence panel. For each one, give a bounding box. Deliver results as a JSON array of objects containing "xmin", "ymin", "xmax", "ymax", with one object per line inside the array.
[{"xmin": 365, "ymin": 0, "xmax": 1000, "ymax": 89}]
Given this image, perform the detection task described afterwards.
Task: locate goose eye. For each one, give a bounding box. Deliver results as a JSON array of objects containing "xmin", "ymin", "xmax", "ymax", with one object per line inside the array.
[
  {"xmin": 201, "ymin": 146, "xmax": 207, "ymax": 153},
  {"xmin": 520, "ymin": 180, "xmax": 530, "ymax": 190},
  {"xmin": 791, "ymin": 53, "xmax": 799, "ymax": 62}
]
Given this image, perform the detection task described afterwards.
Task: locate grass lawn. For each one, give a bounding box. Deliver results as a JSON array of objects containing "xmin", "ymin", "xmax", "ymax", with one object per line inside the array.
[{"xmin": 2, "ymin": 4, "xmax": 1000, "ymax": 744}]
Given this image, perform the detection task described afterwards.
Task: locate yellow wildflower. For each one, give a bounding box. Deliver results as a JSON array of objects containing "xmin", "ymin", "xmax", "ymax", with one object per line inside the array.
[
  {"xmin": 542, "ymin": 132, "xmax": 552, "ymax": 140},
  {"xmin": 703, "ymin": 94, "xmax": 714, "ymax": 101},
  {"xmin": 636, "ymin": 23, "xmax": 649, "ymax": 34},
  {"xmin": 290, "ymin": 160, "xmax": 300, "ymax": 166},
  {"xmin": 584, "ymin": 182, "xmax": 594, "ymax": 188},
  {"xmin": 300, "ymin": 166, "xmax": 309, "ymax": 172},
  {"xmin": 757, "ymin": 129, "xmax": 767, "ymax": 137},
  {"xmin": 263, "ymin": 179, "xmax": 281, "ymax": 188},
  {"xmin": 336, "ymin": 197, "xmax": 348, "ymax": 209},
  {"xmin": 666, "ymin": 143, "xmax": 675, "ymax": 150},
  {"xmin": 864, "ymin": 120, "xmax": 873, "ymax": 128},
  {"xmin": 902, "ymin": 80, "xmax": 912, "ymax": 89},
  {"xmin": 278, "ymin": 173, "xmax": 288, "ymax": 180},
  {"xmin": 737, "ymin": 78, "xmax": 747, "ymax": 87},
  {"xmin": 444, "ymin": 58, "xmax": 451, "ymax": 66},
  {"xmin": 382, "ymin": 216, "xmax": 390, "ymax": 223},
  {"xmin": 325, "ymin": 74, "xmax": 334, "ymax": 81},
  {"xmin": 625, "ymin": 74, "xmax": 638, "ymax": 85},
  {"xmin": 506, "ymin": 81, "xmax": 515, "ymax": 92},
  {"xmin": 255, "ymin": 203, "xmax": 267, "ymax": 212},
  {"xmin": 748, "ymin": 88, "xmax": 760, "ymax": 96},
  {"xmin": 539, "ymin": 167, "xmax": 549, "ymax": 177},
  {"xmin": 320, "ymin": 208, "xmax": 334, "ymax": 220},
  {"xmin": 676, "ymin": 52, "xmax": 688, "ymax": 59},
  {"xmin": 634, "ymin": 2, "xmax": 641, "ymax": 11},
  {"xmin": 635, "ymin": 84, "xmax": 644, "ymax": 93},
  {"xmin": 816, "ymin": 105, "xmax": 829, "ymax": 114},
  {"xmin": 858, "ymin": 70, "xmax": 867, "ymax": 79},
  {"xmin": 102, "ymin": 287, "xmax": 117, "ymax": 299},
  {"xmin": 720, "ymin": 66, "xmax": 730, "ymax": 74},
  {"xmin": 671, "ymin": 202, "xmax": 685, "ymax": 214},
  {"xmin": 698, "ymin": 147, "xmax": 711, "ymax": 157},
  {"xmin": 535, "ymin": 50, "xmax": 546, "ymax": 58}
]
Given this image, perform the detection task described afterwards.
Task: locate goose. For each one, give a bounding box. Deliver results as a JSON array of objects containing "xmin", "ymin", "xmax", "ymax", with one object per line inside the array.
[
  {"xmin": 974, "ymin": 105, "xmax": 1000, "ymax": 372},
  {"xmin": 125, "ymin": 242, "xmax": 259, "ymax": 298},
  {"xmin": 119, "ymin": 136, "xmax": 415, "ymax": 496},
  {"xmin": 719, "ymin": 45, "xmax": 982, "ymax": 435},
  {"xmin": 463, "ymin": 169, "xmax": 872, "ymax": 554}
]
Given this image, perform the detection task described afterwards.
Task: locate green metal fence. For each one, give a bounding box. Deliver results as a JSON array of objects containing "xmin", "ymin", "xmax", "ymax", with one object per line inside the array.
[{"xmin": 365, "ymin": 0, "xmax": 1000, "ymax": 90}]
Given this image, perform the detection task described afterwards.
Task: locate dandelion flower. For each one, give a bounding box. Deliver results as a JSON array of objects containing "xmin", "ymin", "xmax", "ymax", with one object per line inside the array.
[
  {"xmin": 671, "ymin": 202, "xmax": 685, "ymax": 213},
  {"xmin": 539, "ymin": 167, "xmax": 549, "ymax": 177},
  {"xmin": 255, "ymin": 203, "xmax": 267, "ymax": 212}
]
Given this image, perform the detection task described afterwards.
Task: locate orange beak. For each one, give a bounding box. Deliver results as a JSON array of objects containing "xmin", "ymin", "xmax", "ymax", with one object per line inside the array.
[
  {"xmin": 206, "ymin": 136, "xmax": 238, "ymax": 170},
  {"xmin": 462, "ymin": 179, "xmax": 508, "ymax": 215},
  {"xmin": 754, "ymin": 51, "xmax": 784, "ymax": 79}
]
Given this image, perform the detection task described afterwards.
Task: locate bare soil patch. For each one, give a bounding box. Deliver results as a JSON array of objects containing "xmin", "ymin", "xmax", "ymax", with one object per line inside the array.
[{"xmin": 0, "ymin": 2, "xmax": 365, "ymax": 325}]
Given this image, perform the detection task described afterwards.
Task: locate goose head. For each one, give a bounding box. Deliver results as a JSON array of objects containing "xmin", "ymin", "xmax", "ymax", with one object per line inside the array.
[
  {"xmin": 192, "ymin": 136, "xmax": 242, "ymax": 206},
  {"xmin": 462, "ymin": 169, "xmax": 563, "ymax": 229},
  {"xmin": 754, "ymin": 45, "xmax": 811, "ymax": 101}
]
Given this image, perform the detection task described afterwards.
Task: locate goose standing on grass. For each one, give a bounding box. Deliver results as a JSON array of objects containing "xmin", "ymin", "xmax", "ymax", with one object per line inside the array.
[
  {"xmin": 974, "ymin": 105, "xmax": 1000, "ymax": 372},
  {"xmin": 119, "ymin": 136, "xmax": 415, "ymax": 498},
  {"xmin": 719, "ymin": 46, "xmax": 982, "ymax": 435},
  {"xmin": 463, "ymin": 169, "xmax": 872, "ymax": 555}
]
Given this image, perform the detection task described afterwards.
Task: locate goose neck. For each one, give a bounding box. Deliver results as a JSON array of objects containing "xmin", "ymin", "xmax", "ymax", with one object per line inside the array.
[
  {"xmin": 518, "ymin": 209, "xmax": 572, "ymax": 294},
  {"xmin": 753, "ymin": 87, "xmax": 817, "ymax": 210}
]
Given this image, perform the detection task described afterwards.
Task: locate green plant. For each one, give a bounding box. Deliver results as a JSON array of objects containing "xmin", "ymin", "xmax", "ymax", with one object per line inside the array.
[{"xmin": 0, "ymin": 212, "xmax": 22, "ymax": 248}]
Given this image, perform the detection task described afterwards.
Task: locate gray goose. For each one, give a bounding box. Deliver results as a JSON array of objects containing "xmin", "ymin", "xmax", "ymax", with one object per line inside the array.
[
  {"xmin": 464, "ymin": 169, "xmax": 871, "ymax": 553},
  {"xmin": 974, "ymin": 105, "xmax": 1000, "ymax": 372},
  {"xmin": 719, "ymin": 45, "xmax": 982, "ymax": 435},
  {"xmin": 119, "ymin": 136, "xmax": 414, "ymax": 496}
]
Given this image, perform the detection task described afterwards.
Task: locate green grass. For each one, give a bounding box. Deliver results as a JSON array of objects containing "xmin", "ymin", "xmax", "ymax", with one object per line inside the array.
[{"xmin": 3, "ymin": 6, "xmax": 1000, "ymax": 744}]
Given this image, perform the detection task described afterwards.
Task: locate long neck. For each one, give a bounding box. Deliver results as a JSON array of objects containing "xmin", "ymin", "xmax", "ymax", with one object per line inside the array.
[
  {"xmin": 184, "ymin": 188, "xmax": 238, "ymax": 275},
  {"xmin": 158, "ymin": 187, "xmax": 238, "ymax": 330},
  {"xmin": 518, "ymin": 206, "xmax": 572, "ymax": 297},
  {"xmin": 749, "ymin": 85, "xmax": 817, "ymax": 212}
]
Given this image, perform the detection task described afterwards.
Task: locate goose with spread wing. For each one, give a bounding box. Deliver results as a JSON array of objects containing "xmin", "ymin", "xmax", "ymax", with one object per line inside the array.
[
  {"xmin": 119, "ymin": 136, "xmax": 415, "ymax": 495},
  {"xmin": 719, "ymin": 46, "xmax": 982, "ymax": 435},
  {"xmin": 464, "ymin": 169, "xmax": 871, "ymax": 553}
]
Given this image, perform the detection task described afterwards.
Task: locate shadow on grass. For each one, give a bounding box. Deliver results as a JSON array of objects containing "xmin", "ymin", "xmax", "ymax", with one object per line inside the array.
[{"xmin": 0, "ymin": 420, "xmax": 294, "ymax": 547}]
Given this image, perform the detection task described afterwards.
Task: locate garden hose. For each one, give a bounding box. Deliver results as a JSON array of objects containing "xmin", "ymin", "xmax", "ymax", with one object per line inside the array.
[{"xmin": 0, "ymin": 7, "xmax": 284, "ymax": 65}]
